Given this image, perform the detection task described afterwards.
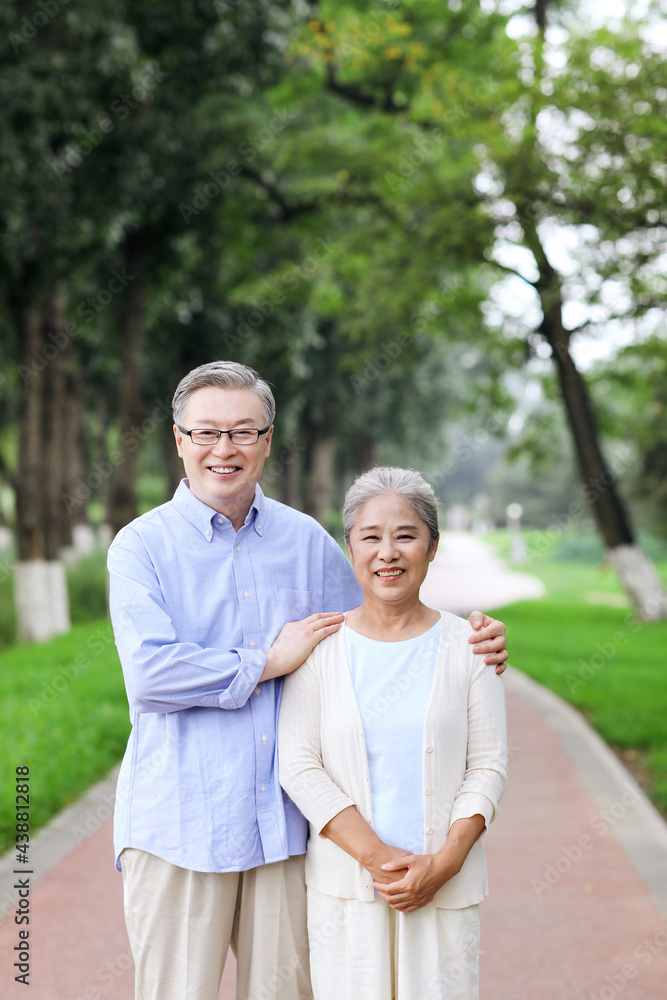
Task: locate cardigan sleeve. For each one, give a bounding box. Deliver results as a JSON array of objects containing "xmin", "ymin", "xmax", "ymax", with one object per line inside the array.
[
  {"xmin": 449, "ymin": 657, "xmax": 508, "ymax": 830},
  {"xmin": 279, "ymin": 650, "xmax": 357, "ymax": 835}
]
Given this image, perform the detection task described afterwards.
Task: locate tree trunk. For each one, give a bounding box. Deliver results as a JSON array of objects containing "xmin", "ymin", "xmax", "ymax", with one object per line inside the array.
[
  {"xmin": 106, "ymin": 230, "xmax": 147, "ymax": 538},
  {"xmin": 62, "ymin": 359, "xmax": 89, "ymax": 528},
  {"xmin": 14, "ymin": 561, "xmax": 70, "ymax": 642},
  {"xmin": 263, "ymin": 436, "xmax": 305, "ymax": 510},
  {"xmin": 283, "ymin": 447, "xmax": 305, "ymax": 511},
  {"xmin": 605, "ymin": 545, "xmax": 667, "ymax": 622},
  {"xmin": 15, "ymin": 299, "xmax": 43, "ymax": 561},
  {"xmin": 163, "ymin": 420, "xmax": 184, "ymax": 500},
  {"xmin": 546, "ymin": 318, "xmax": 634, "ymax": 548},
  {"xmin": 304, "ymin": 432, "xmax": 337, "ymax": 528},
  {"xmin": 0, "ymin": 451, "xmax": 15, "ymax": 526},
  {"xmin": 13, "ymin": 285, "xmax": 72, "ymax": 641},
  {"xmin": 539, "ymin": 281, "xmax": 667, "ymax": 620},
  {"xmin": 61, "ymin": 360, "xmax": 98, "ymax": 559},
  {"xmin": 94, "ymin": 391, "xmax": 111, "ymax": 514}
]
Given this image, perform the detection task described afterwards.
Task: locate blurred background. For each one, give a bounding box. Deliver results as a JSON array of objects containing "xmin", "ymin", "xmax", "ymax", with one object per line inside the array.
[{"xmin": 1, "ymin": 0, "xmax": 666, "ymax": 847}]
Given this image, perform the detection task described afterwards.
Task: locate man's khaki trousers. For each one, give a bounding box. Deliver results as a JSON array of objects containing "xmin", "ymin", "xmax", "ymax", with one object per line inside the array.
[{"xmin": 120, "ymin": 848, "xmax": 312, "ymax": 1000}]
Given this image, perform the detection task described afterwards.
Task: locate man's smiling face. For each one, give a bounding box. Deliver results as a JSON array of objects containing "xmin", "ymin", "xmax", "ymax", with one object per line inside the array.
[{"xmin": 174, "ymin": 386, "xmax": 273, "ymax": 524}]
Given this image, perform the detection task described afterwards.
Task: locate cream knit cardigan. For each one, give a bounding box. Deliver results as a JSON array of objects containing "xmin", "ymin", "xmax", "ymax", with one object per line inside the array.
[{"xmin": 278, "ymin": 611, "xmax": 507, "ymax": 908}]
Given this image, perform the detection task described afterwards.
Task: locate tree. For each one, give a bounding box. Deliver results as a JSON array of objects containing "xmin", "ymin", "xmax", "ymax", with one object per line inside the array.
[
  {"xmin": 481, "ymin": 4, "xmax": 667, "ymax": 617},
  {"xmin": 278, "ymin": 0, "xmax": 667, "ymax": 618},
  {"xmin": 0, "ymin": 1, "xmax": 141, "ymax": 639},
  {"xmin": 591, "ymin": 335, "xmax": 667, "ymax": 536}
]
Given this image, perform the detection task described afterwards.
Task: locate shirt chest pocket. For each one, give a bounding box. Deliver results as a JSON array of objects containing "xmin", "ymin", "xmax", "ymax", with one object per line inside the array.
[{"xmin": 276, "ymin": 587, "xmax": 312, "ymax": 622}]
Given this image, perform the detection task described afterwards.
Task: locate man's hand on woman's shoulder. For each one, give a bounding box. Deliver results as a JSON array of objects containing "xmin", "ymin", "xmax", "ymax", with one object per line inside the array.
[{"xmin": 261, "ymin": 612, "xmax": 344, "ymax": 681}]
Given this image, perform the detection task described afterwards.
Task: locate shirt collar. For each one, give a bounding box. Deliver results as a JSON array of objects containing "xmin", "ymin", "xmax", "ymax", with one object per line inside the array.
[
  {"xmin": 247, "ymin": 484, "xmax": 266, "ymax": 535},
  {"xmin": 173, "ymin": 480, "xmax": 266, "ymax": 541}
]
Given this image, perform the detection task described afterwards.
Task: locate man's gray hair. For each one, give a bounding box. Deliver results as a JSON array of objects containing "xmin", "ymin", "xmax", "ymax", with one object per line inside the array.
[
  {"xmin": 343, "ymin": 466, "xmax": 439, "ymax": 543},
  {"xmin": 172, "ymin": 361, "xmax": 276, "ymax": 427}
]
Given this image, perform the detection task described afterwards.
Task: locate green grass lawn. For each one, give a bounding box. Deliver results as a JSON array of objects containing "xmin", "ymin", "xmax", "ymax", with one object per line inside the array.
[
  {"xmin": 487, "ymin": 531, "xmax": 667, "ymax": 816},
  {"xmin": 0, "ymin": 620, "xmax": 130, "ymax": 855}
]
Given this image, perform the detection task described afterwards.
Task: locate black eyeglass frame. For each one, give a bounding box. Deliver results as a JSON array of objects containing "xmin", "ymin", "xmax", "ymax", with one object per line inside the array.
[{"xmin": 176, "ymin": 424, "xmax": 271, "ymax": 446}]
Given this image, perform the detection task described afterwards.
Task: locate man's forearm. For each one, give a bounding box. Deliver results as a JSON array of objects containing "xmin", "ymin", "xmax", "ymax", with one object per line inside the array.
[
  {"xmin": 117, "ymin": 638, "xmax": 266, "ymax": 713},
  {"xmin": 109, "ymin": 553, "xmax": 266, "ymax": 712}
]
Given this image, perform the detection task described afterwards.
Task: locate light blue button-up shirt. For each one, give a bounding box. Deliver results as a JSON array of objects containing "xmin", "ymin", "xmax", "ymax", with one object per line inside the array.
[{"xmin": 108, "ymin": 480, "xmax": 361, "ymax": 873}]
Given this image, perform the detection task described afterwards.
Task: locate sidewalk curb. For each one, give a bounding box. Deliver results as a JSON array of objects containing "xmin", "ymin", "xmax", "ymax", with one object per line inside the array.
[
  {"xmin": 504, "ymin": 666, "xmax": 667, "ymax": 918},
  {"xmin": 0, "ymin": 764, "xmax": 120, "ymax": 919}
]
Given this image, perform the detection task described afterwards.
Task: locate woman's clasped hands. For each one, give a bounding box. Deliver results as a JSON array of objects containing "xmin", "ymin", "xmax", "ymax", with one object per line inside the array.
[
  {"xmin": 373, "ymin": 852, "xmax": 453, "ymax": 913},
  {"xmin": 373, "ymin": 814, "xmax": 487, "ymax": 912}
]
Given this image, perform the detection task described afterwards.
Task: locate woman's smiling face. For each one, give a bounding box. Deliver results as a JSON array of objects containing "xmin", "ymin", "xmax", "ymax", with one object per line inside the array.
[{"xmin": 346, "ymin": 493, "xmax": 439, "ymax": 605}]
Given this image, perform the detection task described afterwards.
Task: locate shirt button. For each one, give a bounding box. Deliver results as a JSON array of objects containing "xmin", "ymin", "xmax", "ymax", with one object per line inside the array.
[
  {"xmin": 206, "ymin": 530, "xmax": 212, "ymax": 539},
  {"xmin": 425, "ymin": 788, "xmax": 432, "ymax": 796},
  {"xmin": 256, "ymin": 524, "xmax": 262, "ymax": 531},
  {"xmin": 255, "ymin": 687, "xmax": 261, "ymax": 695},
  {"xmin": 243, "ymin": 590, "xmax": 250, "ymax": 599},
  {"xmin": 217, "ymin": 517, "xmax": 224, "ymax": 524},
  {"xmin": 260, "ymin": 785, "xmax": 266, "ymax": 792},
  {"xmin": 236, "ymin": 544, "xmax": 242, "ymax": 552},
  {"xmin": 249, "ymin": 639, "xmax": 255, "ymax": 647},
  {"xmin": 426, "ymin": 827, "xmax": 433, "ymax": 835},
  {"xmin": 426, "ymin": 745, "xmax": 433, "ymax": 753},
  {"xmin": 261, "ymin": 734, "xmax": 268, "ymax": 743}
]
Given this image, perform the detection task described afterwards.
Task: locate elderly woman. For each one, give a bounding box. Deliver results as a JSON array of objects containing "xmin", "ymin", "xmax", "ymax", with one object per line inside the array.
[{"xmin": 279, "ymin": 466, "xmax": 507, "ymax": 1000}]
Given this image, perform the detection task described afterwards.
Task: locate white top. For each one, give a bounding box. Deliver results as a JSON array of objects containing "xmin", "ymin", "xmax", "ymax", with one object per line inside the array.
[
  {"xmin": 345, "ymin": 621, "xmax": 441, "ymax": 857},
  {"xmin": 278, "ymin": 610, "xmax": 507, "ymax": 908}
]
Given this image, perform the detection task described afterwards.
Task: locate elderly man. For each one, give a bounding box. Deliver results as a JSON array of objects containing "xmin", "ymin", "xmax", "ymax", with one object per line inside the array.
[{"xmin": 108, "ymin": 360, "xmax": 508, "ymax": 1000}]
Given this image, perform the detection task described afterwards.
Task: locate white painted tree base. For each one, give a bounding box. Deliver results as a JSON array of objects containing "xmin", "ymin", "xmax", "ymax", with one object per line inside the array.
[
  {"xmin": 98, "ymin": 524, "xmax": 114, "ymax": 551},
  {"xmin": 61, "ymin": 524, "xmax": 99, "ymax": 564},
  {"xmin": 14, "ymin": 560, "xmax": 71, "ymax": 642},
  {"xmin": 606, "ymin": 544, "xmax": 667, "ymax": 622}
]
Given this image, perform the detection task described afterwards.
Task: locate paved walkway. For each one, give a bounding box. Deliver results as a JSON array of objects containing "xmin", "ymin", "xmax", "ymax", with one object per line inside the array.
[
  {"xmin": 2, "ymin": 532, "xmax": 666, "ymax": 999},
  {"xmin": 420, "ymin": 530, "xmax": 546, "ymax": 614}
]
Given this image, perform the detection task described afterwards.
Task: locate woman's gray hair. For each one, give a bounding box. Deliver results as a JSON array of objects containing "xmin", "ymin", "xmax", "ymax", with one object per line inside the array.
[
  {"xmin": 172, "ymin": 361, "xmax": 276, "ymax": 427},
  {"xmin": 343, "ymin": 466, "xmax": 439, "ymax": 543}
]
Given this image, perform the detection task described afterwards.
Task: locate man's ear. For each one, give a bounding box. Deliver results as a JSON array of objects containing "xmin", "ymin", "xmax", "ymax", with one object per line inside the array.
[
  {"xmin": 264, "ymin": 424, "xmax": 274, "ymax": 456},
  {"xmin": 174, "ymin": 424, "xmax": 185, "ymax": 458}
]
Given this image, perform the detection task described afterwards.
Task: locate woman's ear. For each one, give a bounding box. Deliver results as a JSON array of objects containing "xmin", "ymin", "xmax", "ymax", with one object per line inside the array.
[{"xmin": 428, "ymin": 533, "xmax": 440, "ymax": 562}]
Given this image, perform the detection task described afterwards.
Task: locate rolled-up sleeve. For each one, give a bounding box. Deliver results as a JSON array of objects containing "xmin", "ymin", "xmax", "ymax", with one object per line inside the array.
[
  {"xmin": 109, "ymin": 537, "xmax": 266, "ymax": 714},
  {"xmin": 279, "ymin": 652, "xmax": 356, "ymax": 834},
  {"xmin": 449, "ymin": 660, "xmax": 508, "ymax": 829}
]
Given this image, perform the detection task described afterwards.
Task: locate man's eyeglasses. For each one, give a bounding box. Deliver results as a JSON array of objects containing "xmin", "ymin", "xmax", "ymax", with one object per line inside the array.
[{"xmin": 177, "ymin": 425, "xmax": 271, "ymax": 446}]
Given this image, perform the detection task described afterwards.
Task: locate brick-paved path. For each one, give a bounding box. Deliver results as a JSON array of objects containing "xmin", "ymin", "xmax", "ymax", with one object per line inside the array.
[{"xmin": 2, "ymin": 532, "xmax": 665, "ymax": 999}]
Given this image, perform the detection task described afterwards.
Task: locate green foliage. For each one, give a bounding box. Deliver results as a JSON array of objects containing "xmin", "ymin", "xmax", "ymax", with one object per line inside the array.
[
  {"xmin": 0, "ymin": 0, "xmax": 308, "ymax": 516},
  {"xmin": 590, "ymin": 336, "xmax": 667, "ymax": 533},
  {"xmin": 547, "ymin": 530, "xmax": 605, "ymax": 563},
  {"xmin": 1, "ymin": 0, "xmax": 665, "ymax": 588},
  {"xmin": 0, "ymin": 619, "xmax": 130, "ymax": 854},
  {"xmin": 490, "ymin": 540, "xmax": 667, "ymax": 814},
  {"xmin": 67, "ymin": 554, "xmax": 110, "ymax": 625}
]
